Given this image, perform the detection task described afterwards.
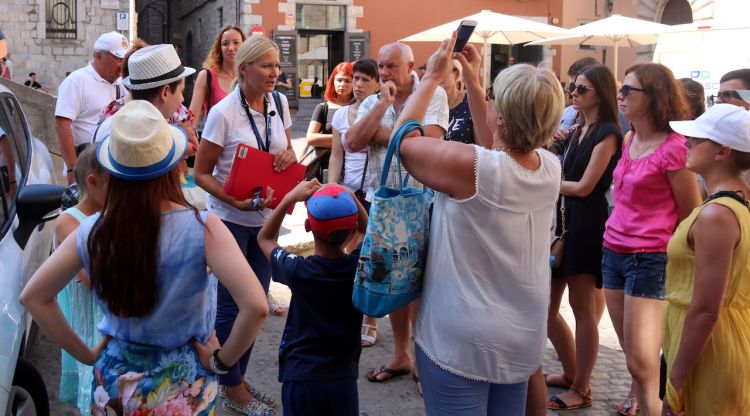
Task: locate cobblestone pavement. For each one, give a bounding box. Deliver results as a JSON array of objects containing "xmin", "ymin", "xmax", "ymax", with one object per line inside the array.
[{"xmin": 31, "ymin": 98, "xmax": 633, "ymax": 415}]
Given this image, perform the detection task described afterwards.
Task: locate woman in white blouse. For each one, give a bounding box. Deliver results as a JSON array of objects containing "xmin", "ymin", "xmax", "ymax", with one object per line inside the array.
[
  {"xmin": 395, "ymin": 35, "xmax": 563, "ymax": 415},
  {"xmin": 194, "ymin": 35, "xmax": 296, "ymax": 416}
]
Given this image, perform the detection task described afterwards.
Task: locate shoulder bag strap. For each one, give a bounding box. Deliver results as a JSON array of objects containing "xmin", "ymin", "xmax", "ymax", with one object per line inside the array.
[
  {"xmin": 204, "ymin": 68, "xmax": 213, "ymax": 114},
  {"xmin": 272, "ymin": 90, "xmax": 284, "ymax": 124},
  {"xmin": 381, "ymin": 120, "xmax": 424, "ymax": 191},
  {"xmin": 358, "ymin": 150, "xmax": 370, "ymax": 193}
]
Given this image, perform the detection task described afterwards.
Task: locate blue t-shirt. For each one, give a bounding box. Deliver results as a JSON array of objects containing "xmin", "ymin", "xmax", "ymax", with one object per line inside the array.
[{"xmin": 270, "ymin": 246, "xmax": 363, "ymax": 383}]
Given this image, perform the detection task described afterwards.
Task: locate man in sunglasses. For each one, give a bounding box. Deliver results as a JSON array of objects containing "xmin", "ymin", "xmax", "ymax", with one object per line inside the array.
[
  {"xmin": 54, "ymin": 31, "xmax": 128, "ymax": 184},
  {"xmin": 712, "ymin": 69, "xmax": 750, "ymax": 109}
]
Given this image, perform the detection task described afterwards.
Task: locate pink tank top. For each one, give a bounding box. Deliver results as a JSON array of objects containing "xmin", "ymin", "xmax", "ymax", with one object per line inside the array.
[{"xmin": 204, "ymin": 67, "xmax": 228, "ymax": 114}]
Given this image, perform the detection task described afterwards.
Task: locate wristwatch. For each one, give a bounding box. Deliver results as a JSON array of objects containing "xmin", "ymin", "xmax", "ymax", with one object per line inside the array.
[{"xmin": 209, "ymin": 349, "xmax": 230, "ymax": 374}]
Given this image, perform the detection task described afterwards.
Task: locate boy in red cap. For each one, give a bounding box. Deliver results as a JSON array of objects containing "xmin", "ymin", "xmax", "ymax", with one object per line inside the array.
[{"xmin": 258, "ymin": 179, "xmax": 368, "ymax": 416}]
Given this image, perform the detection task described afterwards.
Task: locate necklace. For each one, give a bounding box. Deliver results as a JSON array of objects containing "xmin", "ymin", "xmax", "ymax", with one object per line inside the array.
[
  {"xmin": 448, "ymin": 89, "xmax": 464, "ymax": 109},
  {"xmin": 630, "ymin": 135, "xmax": 663, "ymax": 159}
]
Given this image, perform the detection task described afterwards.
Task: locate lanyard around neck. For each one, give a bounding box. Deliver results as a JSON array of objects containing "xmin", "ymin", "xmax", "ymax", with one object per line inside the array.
[{"xmin": 239, "ymin": 88, "xmax": 271, "ymax": 152}]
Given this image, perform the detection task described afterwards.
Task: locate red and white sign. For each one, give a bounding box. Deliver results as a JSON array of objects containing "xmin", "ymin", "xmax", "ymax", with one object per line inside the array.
[{"xmin": 250, "ymin": 25, "xmax": 265, "ymax": 36}]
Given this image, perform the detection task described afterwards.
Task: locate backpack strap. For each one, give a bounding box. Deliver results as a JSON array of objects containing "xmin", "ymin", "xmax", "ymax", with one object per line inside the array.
[
  {"xmin": 272, "ymin": 90, "xmax": 284, "ymax": 124},
  {"xmin": 204, "ymin": 68, "xmax": 214, "ymax": 115}
]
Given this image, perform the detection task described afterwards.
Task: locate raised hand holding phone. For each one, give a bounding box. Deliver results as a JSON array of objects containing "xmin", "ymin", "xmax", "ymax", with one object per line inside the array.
[{"xmin": 453, "ymin": 20, "xmax": 477, "ymax": 52}]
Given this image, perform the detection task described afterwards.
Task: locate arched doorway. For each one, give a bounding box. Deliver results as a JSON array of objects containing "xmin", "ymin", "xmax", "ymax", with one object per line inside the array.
[
  {"xmin": 661, "ymin": 0, "xmax": 693, "ymax": 25},
  {"xmin": 137, "ymin": 0, "xmax": 169, "ymax": 45}
]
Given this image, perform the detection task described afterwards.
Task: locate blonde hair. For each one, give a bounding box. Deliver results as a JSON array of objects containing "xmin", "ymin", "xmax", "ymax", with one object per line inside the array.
[
  {"xmin": 74, "ymin": 146, "xmax": 105, "ymax": 196},
  {"xmin": 202, "ymin": 25, "xmax": 246, "ymax": 72},
  {"xmin": 451, "ymin": 59, "xmax": 462, "ymax": 77},
  {"xmin": 233, "ymin": 36, "xmax": 280, "ymax": 89},
  {"xmin": 493, "ymin": 64, "xmax": 564, "ymax": 151}
]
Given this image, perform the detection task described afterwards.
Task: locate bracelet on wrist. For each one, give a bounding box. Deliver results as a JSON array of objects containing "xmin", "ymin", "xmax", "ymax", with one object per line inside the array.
[{"xmin": 209, "ymin": 349, "xmax": 230, "ymax": 374}]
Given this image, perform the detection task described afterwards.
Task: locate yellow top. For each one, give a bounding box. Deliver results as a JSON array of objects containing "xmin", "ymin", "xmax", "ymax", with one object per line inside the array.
[{"xmin": 663, "ymin": 197, "xmax": 750, "ymax": 414}]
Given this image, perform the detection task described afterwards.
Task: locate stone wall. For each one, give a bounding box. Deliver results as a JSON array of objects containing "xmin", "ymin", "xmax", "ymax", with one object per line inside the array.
[{"xmin": 0, "ymin": 0, "xmax": 129, "ymax": 94}]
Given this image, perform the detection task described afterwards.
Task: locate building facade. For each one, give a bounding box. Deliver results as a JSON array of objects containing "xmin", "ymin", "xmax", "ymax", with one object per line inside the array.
[{"xmin": 0, "ymin": 0, "xmax": 734, "ymax": 95}]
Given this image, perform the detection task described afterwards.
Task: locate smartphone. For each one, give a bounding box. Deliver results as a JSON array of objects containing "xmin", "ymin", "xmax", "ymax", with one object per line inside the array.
[{"xmin": 453, "ymin": 20, "xmax": 477, "ymax": 52}]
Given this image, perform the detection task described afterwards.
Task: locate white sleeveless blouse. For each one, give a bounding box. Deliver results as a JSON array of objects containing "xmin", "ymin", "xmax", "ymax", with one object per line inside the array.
[{"xmin": 414, "ymin": 146, "xmax": 561, "ymax": 384}]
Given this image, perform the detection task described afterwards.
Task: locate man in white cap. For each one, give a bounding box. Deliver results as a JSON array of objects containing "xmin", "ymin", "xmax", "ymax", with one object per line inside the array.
[
  {"xmin": 55, "ymin": 31, "xmax": 129, "ymax": 184},
  {"xmin": 93, "ymin": 44, "xmax": 196, "ymax": 143}
]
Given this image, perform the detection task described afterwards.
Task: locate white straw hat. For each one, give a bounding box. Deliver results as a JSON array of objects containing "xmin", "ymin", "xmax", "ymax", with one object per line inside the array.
[
  {"xmin": 122, "ymin": 44, "xmax": 195, "ymax": 90},
  {"xmin": 670, "ymin": 103, "xmax": 750, "ymax": 152},
  {"xmin": 97, "ymin": 100, "xmax": 187, "ymax": 180}
]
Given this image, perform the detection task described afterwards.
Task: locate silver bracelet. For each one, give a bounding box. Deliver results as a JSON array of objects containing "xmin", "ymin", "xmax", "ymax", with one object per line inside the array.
[{"xmin": 208, "ymin": 354, "xmax": 229, "ymax": 374}]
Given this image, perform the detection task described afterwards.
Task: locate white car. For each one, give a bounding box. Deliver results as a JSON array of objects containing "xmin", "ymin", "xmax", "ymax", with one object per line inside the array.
[{"xmin": 0, "ymin": 83, "xmax": 64, "ymax": 415}]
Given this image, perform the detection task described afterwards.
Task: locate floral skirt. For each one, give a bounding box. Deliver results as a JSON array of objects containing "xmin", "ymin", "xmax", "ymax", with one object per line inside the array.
[{"xmin": 91, "ymin": 338, "xmax": 217, "ymax": 416}]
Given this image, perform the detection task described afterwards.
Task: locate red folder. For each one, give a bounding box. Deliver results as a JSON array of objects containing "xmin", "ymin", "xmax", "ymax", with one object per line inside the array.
[{"xmin": 223, "ymin": 144, "xmax": 307, "ymax": 214}]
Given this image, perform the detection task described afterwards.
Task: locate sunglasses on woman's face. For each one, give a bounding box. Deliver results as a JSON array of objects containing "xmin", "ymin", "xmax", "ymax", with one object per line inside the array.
[
  {"xmin": 568, "ymin": 83, "xmax": 595, "ymax": 96},
  {"xmin": 618, "ymin": 84, "xmax": 646, "ymax": 97},
  {"xmin": 486, "ymin": 85, "xmax": 495, "ymax": 101}
]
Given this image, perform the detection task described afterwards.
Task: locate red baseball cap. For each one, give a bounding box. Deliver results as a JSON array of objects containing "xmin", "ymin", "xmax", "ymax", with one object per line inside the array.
[{"xmin": 305, "ymin": 185, "xmax": 358, "ymax": 242}]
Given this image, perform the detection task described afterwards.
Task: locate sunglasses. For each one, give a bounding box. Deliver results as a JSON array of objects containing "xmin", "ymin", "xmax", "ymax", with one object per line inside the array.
[
  {"xmin": 486, "ymin": 85, "xmax": 495, "ymax": 101},
  {"xmin": 568, "ymin": 83, "xmax": 595, "ymax": 95},
  {"xmin": 708, "ymin": 90, "xmax": 742, "ymax": 106},
  {"xmin": 618, "ymin": 85, "xmax": 646, "ymax": 97}
]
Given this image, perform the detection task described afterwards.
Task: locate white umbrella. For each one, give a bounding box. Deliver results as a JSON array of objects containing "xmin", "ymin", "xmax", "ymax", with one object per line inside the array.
[
  {"xmin": 401, "ymin": 10, "xmax": 570, "ymax": 85},
  {"xmin": 298, "ymin": 46, "xmax": 328, "ymax": 61},
  {"xmin": 527, "ymin": 15, "xmax": 671, "ymax": 77}
]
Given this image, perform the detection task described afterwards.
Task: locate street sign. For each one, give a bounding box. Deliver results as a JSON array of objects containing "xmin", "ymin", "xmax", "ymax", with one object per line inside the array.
[{"xmin": 116, "ymin": 12, "xmax": 129, "ymax": 31}]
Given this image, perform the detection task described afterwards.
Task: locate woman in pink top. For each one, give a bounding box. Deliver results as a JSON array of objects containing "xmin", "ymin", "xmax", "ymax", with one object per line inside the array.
[
  {"xmin": 189, "ymin": 25, "xmax": 246, "ymax": 123},
  {"xmin": 602, "ymin": 63, "xmax": 701, "ymax": 415}
]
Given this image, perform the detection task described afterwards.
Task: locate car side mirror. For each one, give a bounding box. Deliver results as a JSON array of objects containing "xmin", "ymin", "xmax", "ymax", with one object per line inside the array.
[{"xmin": 14, "ymin": 184, "xmax": 64, "ymax": 249}]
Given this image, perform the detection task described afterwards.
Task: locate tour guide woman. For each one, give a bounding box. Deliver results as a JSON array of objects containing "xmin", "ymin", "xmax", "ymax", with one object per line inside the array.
[
  {"xmin": 194, "ymin": 35, "xmax": 296, "ymax": 416},
  {"xmin": 394, "ymin": 34, "xmax": 563, "ymax": 415},
  {"xmin": 20, "ymin": 100, "xmax": 269, "ymax": 415}
]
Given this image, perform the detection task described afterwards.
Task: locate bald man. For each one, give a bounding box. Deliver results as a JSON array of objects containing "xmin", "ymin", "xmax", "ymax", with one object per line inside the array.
[{"xmin": 346, "ymin": 42, "xmax": 448, "ymax": 385}]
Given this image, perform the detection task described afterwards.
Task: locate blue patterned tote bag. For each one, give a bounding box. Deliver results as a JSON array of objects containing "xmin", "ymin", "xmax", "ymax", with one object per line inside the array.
[{"xmin": 353, "ymin": 120, "xmax": 434, "ymax": 318}]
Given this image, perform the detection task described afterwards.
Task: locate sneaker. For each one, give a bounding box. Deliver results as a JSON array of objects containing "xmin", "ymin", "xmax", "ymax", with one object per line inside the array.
[
  {"xmin": 248, "ymin": 384, "xmax": 276, "ymax": 407},
  {"xmin": 219, "ymin": 384, "xmax": 276, "ymax": 407},
  {"xmin": 222, "ymin": 397, "xmax": 276, "ymax": 416}
]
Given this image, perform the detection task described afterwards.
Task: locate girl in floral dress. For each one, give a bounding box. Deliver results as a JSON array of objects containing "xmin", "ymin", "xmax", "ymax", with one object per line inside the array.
[{"xmin": 20, "ymin": 100, "xmax": 269, "ymax": 415}]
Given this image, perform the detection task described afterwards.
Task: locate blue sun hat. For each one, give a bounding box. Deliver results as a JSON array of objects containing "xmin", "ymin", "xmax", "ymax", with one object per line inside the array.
[{"xmin": 96, "ymin": 100, "xmax": 187, "ymax": 180}]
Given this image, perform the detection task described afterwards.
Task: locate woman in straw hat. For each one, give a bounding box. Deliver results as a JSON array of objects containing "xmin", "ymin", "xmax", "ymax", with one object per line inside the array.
[
  {"xmin": 662, "ymin": 103, "xmax": 750, "ymax": 415},
  {"xmin": 194, "ymin": 34, "xmax": 296, "ymax": 416},
  {"xmin": 20, "ymin": 100, "xmax": 269, "ymax": 415}
]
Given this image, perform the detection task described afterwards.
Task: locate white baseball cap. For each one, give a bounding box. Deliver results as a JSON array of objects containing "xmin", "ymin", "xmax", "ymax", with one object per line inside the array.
[
  {"xmin": 93, "ymin": 31, "xmax": 129, "ymax": 59},
  {"xmin": 670, "ymin": 103, "xmax": 750, "ymax": 152}
]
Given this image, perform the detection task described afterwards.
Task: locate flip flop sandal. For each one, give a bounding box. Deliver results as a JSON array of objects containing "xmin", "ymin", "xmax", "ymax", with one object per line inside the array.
[
  {"xmin": 267, "ymin": 295, "xmax": 286, "ymax": 316},
  {"xmin": 544, "ymin": 373, "xmax": 572, "ymax": 388},
  {"xmin": 547, "ymin": 388, "xmax": 593, "ymax": 410},
  {"xmin": 413, "ymin": 373, "xmax": 423, "ymax": 397},
  {"xmin": 617, "ymin": 395, "xmax": 639, "ymax": 415},
  {"xmin": 366, "ymin": 365, "xmax": 411, "ymax": 382},
  {"xmin": 222, "ymin": 397, "xmax": 276, "ymax": 416},
  {"xmin": 361, "ymin": 323, "xmax": 378, "ymax": 347}
]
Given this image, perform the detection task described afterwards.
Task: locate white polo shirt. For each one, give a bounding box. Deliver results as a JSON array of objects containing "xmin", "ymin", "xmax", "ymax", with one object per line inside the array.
[
  {"xmin": 356, "ymin": 74, "xmax": 449, "ymax": 201},
  {"xmin": 55, "ymin": 63, "xmax": 125, "ymax": 146},
  {"xmin": 202, "ymin": 86, "xmax": 292, "ymax": 227}
]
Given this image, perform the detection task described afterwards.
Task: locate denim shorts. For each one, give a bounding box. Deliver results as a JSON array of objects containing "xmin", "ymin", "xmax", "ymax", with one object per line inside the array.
[{"xmin": 601, "ymin": 247, "xmax": 667, "ymax": 299}]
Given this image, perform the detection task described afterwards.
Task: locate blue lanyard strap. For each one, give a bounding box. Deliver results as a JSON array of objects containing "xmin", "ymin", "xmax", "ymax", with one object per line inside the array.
[{"xmin": 239, "ymin": 88, "xmax": 271, "ymax": 152}]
